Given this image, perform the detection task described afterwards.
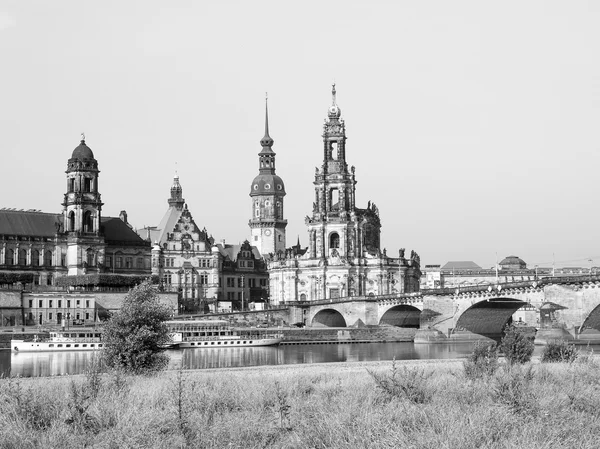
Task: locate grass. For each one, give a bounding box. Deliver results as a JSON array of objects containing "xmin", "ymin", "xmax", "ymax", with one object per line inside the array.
[{"xmin": 0, "ymin": 356, "xmax": 599, "ymax": 448}]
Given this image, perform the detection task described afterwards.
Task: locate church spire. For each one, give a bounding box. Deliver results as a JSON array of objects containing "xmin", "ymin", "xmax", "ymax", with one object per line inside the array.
[
  {"xmin": 260, "ymin": 93, "xmax": 274, "ymax": 150},
  {"xmin": 168, "ymin": 172, "xmax": 185, "ymax": 210}
]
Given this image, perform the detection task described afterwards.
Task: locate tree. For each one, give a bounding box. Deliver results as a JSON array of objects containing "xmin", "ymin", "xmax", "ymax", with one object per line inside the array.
[{"xmin": 102, "ymin": 281, "xmax": 172, "ymax": 374}]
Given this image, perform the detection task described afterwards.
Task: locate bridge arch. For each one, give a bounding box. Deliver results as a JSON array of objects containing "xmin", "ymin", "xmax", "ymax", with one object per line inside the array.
[
  {"xmin": 311, "ymin": 309, "xmax": 347, "ymax": 327},
  {"xmin": 582, "ymin": 303, "xmax": 600, "ymax": 332},
  {"xmin": 379, "ymin": 305, "xmax": 421, "ymax": 328},
  {"xmin": 455, "ymin": 297, "xmax": 527, "ymax": 340}
]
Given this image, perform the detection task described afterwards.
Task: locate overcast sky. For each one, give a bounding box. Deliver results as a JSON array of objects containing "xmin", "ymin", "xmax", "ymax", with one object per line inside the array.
[{"xmin": 1, "ymin": 1, "xmax": 599, "ymax": 269}]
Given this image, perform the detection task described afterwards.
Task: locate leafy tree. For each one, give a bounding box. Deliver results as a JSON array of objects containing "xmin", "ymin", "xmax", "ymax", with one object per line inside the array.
[
  {"xmin": 101, "ymin": 281, "xmax": 172, "ymax": 374},
  {"xmin": 499, "ymin": 324, "xmax": 534, "ymax": 365}
]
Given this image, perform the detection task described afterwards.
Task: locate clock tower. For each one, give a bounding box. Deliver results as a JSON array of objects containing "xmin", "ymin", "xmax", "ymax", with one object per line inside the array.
[{"xmin": 249, "ymin": 97, "xmax": 287, "ymax": 257}]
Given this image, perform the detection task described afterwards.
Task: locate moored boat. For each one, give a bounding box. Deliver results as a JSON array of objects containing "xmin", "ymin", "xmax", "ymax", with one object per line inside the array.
[
  {"xmin": 11, "ymin": 329, "xmax": 103, "ymax": 352},
  {"xmin": 165, "ymin": 319, "xmax": 283, "ymax": 349}
]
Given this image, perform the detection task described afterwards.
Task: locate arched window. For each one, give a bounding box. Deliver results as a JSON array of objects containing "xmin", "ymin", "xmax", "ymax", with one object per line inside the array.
[
  {"xmin": 44, "ymin": 250, "xmax": 53, "ymax": 266},
  {"xmin": 329, "ymin": 232, "xmax": 340, "ymax": 249},
  {"xmin": 300, "ymin": 293, "xmax": 307, "ymax": 301},
  {"xmin": 32, "ymin": 250, "xmax": 40, "ymax": 266},
  {"xmin": 19, "ymin": 249, "xmax": 27, "ymax": 266},
  {"xmin": 68, "ymin": 211, "xmax": 75, "ymax": 231},
  {"xmin": 83, "ymin": 211, "xmax": 93, "ymax": 232},
  {"xmin": 5, "ymin": 249, "xmax": 14, "ymax": 265}
]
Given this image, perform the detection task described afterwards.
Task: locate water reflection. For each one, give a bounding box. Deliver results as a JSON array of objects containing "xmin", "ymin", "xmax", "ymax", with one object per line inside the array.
[{"xmin": 5, "ymin": 343, "xmax": 598, "ymax": 378}]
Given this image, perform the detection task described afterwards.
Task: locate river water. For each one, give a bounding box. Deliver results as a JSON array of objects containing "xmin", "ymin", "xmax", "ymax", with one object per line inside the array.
[{"xmin": 3, "ymin": 341, "xmax": 590, "ymax": 378}]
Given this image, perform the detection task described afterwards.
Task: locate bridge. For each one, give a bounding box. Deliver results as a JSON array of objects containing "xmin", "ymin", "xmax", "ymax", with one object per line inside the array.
[{"xmin": 285, "ymin": 275, "xmax": 600, "ymax": 343}]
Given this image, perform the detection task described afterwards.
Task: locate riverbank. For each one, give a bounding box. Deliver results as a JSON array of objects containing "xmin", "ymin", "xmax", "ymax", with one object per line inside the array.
[{"xmin": 1, "ymin": 355, "xmax": 599, "ymax": 448}]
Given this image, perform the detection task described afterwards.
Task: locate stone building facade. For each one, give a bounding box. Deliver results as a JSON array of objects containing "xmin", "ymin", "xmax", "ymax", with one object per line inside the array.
[
  {"xmin": 0, "ymin": 136, "xmax": 152, "ymax": 326},
  {"xmin": 141, "ymin": 176, "xmax": 268, "ymax": 313},
  {"xmin": 264, "ymin": 86, "xmax": 421, "ymax": 305}
]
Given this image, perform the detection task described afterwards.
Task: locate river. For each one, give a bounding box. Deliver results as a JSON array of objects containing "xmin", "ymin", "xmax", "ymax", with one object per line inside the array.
[{"xmin": 4, "ymin": 341, "xmax": 593, "ymax": 377}]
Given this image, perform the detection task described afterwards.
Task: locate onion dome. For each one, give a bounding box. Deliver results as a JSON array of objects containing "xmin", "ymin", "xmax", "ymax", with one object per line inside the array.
[
  {"xmin": 71, "ymin": 133, "xmax": 95, "ymax": 160},
  {"xmin": 327, "ymin": 84, "xmax": 341, "ymax": 119},
  {"xmin": 250, "ymin": 173, "xmax": 286, "ymax": 196}
]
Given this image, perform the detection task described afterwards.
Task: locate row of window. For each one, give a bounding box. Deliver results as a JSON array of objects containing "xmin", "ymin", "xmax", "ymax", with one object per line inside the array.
[
  {"xmin": 164, "ymin": 257, "xmax": 215, "ymax": 268},
  {"xmin": 162, "ymin": 273, "xmax": 210, "ymax": 285},
  {"xmin": 2, "ymin": 249, "xmax": 54, "ymax": 266},
  {"xmin": 28, "ymin": 299, "xmax": 91, "ymax": 309},
  {"xmin": 105, "ymin": 256, "xmax": 148, "ymax": 269},
  {"xmin": 28, "ymin": 311, "xmax": 91, "ymax": 323},
  {"xmin": 225, "ymin": 277, "xmax": 266, "ymax": 288}
]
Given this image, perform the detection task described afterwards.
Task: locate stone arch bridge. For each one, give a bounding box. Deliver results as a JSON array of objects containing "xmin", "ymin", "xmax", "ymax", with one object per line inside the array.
[{"xmin": 286, "ymin": 275, "xmax": 600, "ymax": 343}]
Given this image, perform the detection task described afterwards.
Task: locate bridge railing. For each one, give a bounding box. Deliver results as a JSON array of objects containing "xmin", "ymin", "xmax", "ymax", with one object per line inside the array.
[{"xmin": 285, "ymin": 291, "xmax": 423, "ymax": 307}]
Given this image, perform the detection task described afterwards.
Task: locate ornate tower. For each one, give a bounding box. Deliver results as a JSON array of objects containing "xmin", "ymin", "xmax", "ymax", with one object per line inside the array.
[
  {"xmin": 168, "ymin": 173, "xmax": 185, "ymax": 210},
  {"xmin": 307, "ymin": 84, "xmax": 381, "ymax": 261},
  {"xmin": 62, "ymin": 134, "xmax": 105, "ymax": 275},
  {"xmin": 249, "ymin": 97, "xmax": 287, "ymax": 256}
]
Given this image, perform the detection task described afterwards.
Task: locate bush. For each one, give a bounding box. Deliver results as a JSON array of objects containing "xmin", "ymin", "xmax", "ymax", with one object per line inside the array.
[
  {"xmin": 499, "ymin": 324, "xmax": 534, "ymax": 365},
  {"xmin": 493, "ymin": 365, "xmax": 536, "ymax": 414},
  {"xmin": 463, "ymin": 341, "xmax": 499, "ymax": 379},
  {"xmin": 367, "ymin": 359, "xmax": 434, "ymax": 404},
  {"xmin": 101, "ymin": 281, "xmax": 172, "ymax": 374},
  {"xmin": 541, "ymin": 340, "xmax": 578, "ymax": 363}
]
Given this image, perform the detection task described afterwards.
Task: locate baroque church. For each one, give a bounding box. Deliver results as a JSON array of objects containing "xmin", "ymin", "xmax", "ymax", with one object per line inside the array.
[{"xmin": 253, "ymin": 86, "xmax": 422, "ymax": 305}]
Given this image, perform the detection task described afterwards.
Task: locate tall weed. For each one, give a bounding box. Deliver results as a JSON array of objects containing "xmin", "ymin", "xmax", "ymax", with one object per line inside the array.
[
  {"xmin": 492, "ymin": 365, "xmax": 536, "ymax": 414},
  {"xmin": 541, "ymin": 340, "xmax": 578, "ymax": 363},
  {"xmin": 368, "ymin": 359, "xmax": 434, "ymax": 404},
  {"xmin": 463, "ymin": 341, "xmax": 499, "ymax": 379}
]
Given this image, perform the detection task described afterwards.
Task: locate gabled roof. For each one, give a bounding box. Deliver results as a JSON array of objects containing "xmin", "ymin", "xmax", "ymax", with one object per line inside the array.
[
  {"xmin": 215, "ymin": 243, "xmax": 262, "ymax": 261},
  {"xmin": 101, "ymin": 217, "xmax": 149, "ymax": 246},
  {"xmin": 0, "ymin": 209, "xmax": 61, "ymax": 237},
  {"xmin": 441, "ymin": 261, "xmax": 482, "ymax": 271},
  {"xmin": 155, "ymin": 206, "xmax": 183, "ymax": 244}
]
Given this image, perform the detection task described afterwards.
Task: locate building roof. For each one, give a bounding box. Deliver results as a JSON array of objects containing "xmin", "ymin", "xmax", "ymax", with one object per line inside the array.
[
  {"xmin": 101, "ymin": 217, "xmax": 148, "ymax": 246},
  {"xmin": 441, "ymin": 261, "xmax": 482, "ymax": 271},
  {"xmin": 0, "ymin": 209, "xmax": 61, "ymax": 237},
  {"xmin": 499, "ymin": 255, "xmax": 526, "ymax": 267},
  {"xmin": 71, "ymin": 138, "xmax": 95, "ymax": 160},
  {"xmin": 215, "ymin": 243, "xmax": 262, "ymax": 261},
  {"xmin": 154, "ymin": 206, "xmax": 183, "ymax": 244}
]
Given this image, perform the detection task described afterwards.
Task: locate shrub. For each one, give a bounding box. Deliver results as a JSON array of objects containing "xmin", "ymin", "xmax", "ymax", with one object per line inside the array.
[
  {"xmin": 493, "ymin": 365, "xmax": 536, "ymax": 414},
  {"xmin": 541, "ymin": 340, "xmax": 578, "ymax": 363},
  {"xmin": 499, "ymin": 324, "xmax": 534, "ymax": 365},
  {"xmin": 101, "ymin": 281, "xmax": 171, "ymax": 374},
  {"xmin": 367, "ymin": 359, "xmax": 434, "ymax": 404},
  {"xmin": 463, "ymin": 341, "xmax": 499, "ymax": 379}
]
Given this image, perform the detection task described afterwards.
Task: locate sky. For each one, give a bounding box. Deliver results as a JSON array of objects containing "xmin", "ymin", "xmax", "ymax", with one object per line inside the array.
[{"xmin": 1, "ymin": 1, "xmax": 599, "ymax": 270}]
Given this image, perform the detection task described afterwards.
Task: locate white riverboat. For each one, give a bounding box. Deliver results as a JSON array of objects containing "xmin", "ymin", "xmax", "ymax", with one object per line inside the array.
[
  {"xmin": 165, "ymin": 319, "xmax": 283, "ymax": 349},
  {"xmin": 11, "ymin": 329, "xmax": 103, "ymax": 352}
]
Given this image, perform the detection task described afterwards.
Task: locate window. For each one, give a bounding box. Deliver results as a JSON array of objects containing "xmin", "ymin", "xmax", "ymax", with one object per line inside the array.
[
  {"xmin": 19, "ymin": 249, "xmax": 27, "ymax": 266},
  {"xmin": 49, "ymin": 313, "xmax": 53, "ymax": 321},
  {"xmin": 67, "ymin": 300, "xmax": 71, "ymax": 308},
  {"xmin": 5, "ymin": 249, "xmax": 14, "ymax": 265},
  {"xmin": 86, "ymin": 249, "xmax": 94, "ymax": 267},
  {"xmin": 28, "ymin": 300, "xmax": 33, "ymax": 308},
  {"xmin": 116, "ymin": 257, "xmax": 123, "ymax": 268},
  {"xmin": 76, "ymin": 300, "xmax": 80, "ymax": 307},
  {"xmin": 68, "ymin": 211, "xmax": 75, "ymax": 231},
  {"xmin": 61, "ymin": 253, "xmax": 66, "ymax": 267},
  {"xmin": 83, "ymin": 177, "xmax": 92, "ymax": 192},
  {"xmin": 85, "ymin": 313, "xmax": 90, "ymax": 320},
  {"xmin": 58, "ymin": 300, "xmax": 62, "ymax": 308},
  {"xmin": 106, "ymin": 256, "xmax": 112, "ymax": 268},
  {"xmin": 227, "ymin": 277, "xmax": 234, "ymax": 287},
  {"xmin": 69, "ymin": 178, "xmax": 75, "ymax": 192},
  {"xmin": 49, "ymin": 300, "xmax": 53, "ymax": 308},
  {"xmin": 239, "ymin": 261, "xmax": 245, "ymax": 268},
  {"xmin": 136, "ymin": 257, "xmax": 143, "ymax": 268},
  {"xmin": 83, "ymin": 211, "xmax": 93, "ymax": 232},
  {"xmin": 200, "ymin": 273, "xmax": 208, "ymax": 285},
  {"xmin": 329, "ymin": 232, "xmax": 340, "ymax": 249},
  {"xmin": 44, "ymin": 250, "xmax": 52, "ymax": 266},
  {"xmin": 38, "ymin": 300, "xmax": 43, "ymax": 308},
  {"xmin": 85, "ymin": 300, "xmax": 90, "ymax": 308},
  {"xmin": 32, "ymin": 250, "xmax": 40, "ymax": 266}
]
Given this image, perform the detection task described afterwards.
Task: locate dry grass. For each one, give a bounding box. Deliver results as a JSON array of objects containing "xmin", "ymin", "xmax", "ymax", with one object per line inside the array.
[{"xmin": 1, "ymin": 356, "xmax": 599, "ymax": 448}]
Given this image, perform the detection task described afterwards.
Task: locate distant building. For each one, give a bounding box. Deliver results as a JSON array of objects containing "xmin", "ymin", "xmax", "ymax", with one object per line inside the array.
[
  {"xmin": 139, "ymin": 176, "xmax": 268, "ymax": 313},
  {"xmin": 264, "ymin": 86, "xmax": 421, "ymax": 305},
  {"xmin": 421, "ymin": 255, "xmax": 596, "ymax": 289},
  {"xmin": 0, "ymin": 136, "xmax": 152, "ymax": 326}
]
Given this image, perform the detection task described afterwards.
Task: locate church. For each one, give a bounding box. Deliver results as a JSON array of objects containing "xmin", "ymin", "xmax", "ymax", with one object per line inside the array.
[{"xmin": 250, "ymin": 86, "xmax": 422, "ymax": 305}]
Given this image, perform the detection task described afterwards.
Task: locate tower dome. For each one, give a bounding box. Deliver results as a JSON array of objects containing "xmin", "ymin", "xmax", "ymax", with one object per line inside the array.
[
  {"xmin": 71, "ymin": 133, "xmax": 95, "ymax": 160},
  {"xmin": 250, "ymin": 173, "xmax": 286, "ymax": 196}
]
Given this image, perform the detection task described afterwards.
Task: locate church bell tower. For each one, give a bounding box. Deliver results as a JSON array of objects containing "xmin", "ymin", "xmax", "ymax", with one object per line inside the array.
[{"xmin": 249, "ymin": 96, "xmax": 287, "ymax": 257}]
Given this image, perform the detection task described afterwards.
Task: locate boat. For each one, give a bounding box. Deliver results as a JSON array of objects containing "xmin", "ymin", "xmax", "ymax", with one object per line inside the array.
[
  {"xmin": 11, "ymin": 329, "xmax": 103, "ymax": 352},
  {"xmin": 165, "ymin": 319, "xmax": 283, "ymax": 349}
]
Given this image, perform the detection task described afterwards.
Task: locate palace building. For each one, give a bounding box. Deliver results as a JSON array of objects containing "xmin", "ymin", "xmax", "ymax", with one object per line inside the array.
[
  {"xmin": 140, "ymin": 175, "xmax": 269, "ymax": 313},
  {"xmin": 260, "ymin": 86, "xmax": 422, "ymax": 306}
]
